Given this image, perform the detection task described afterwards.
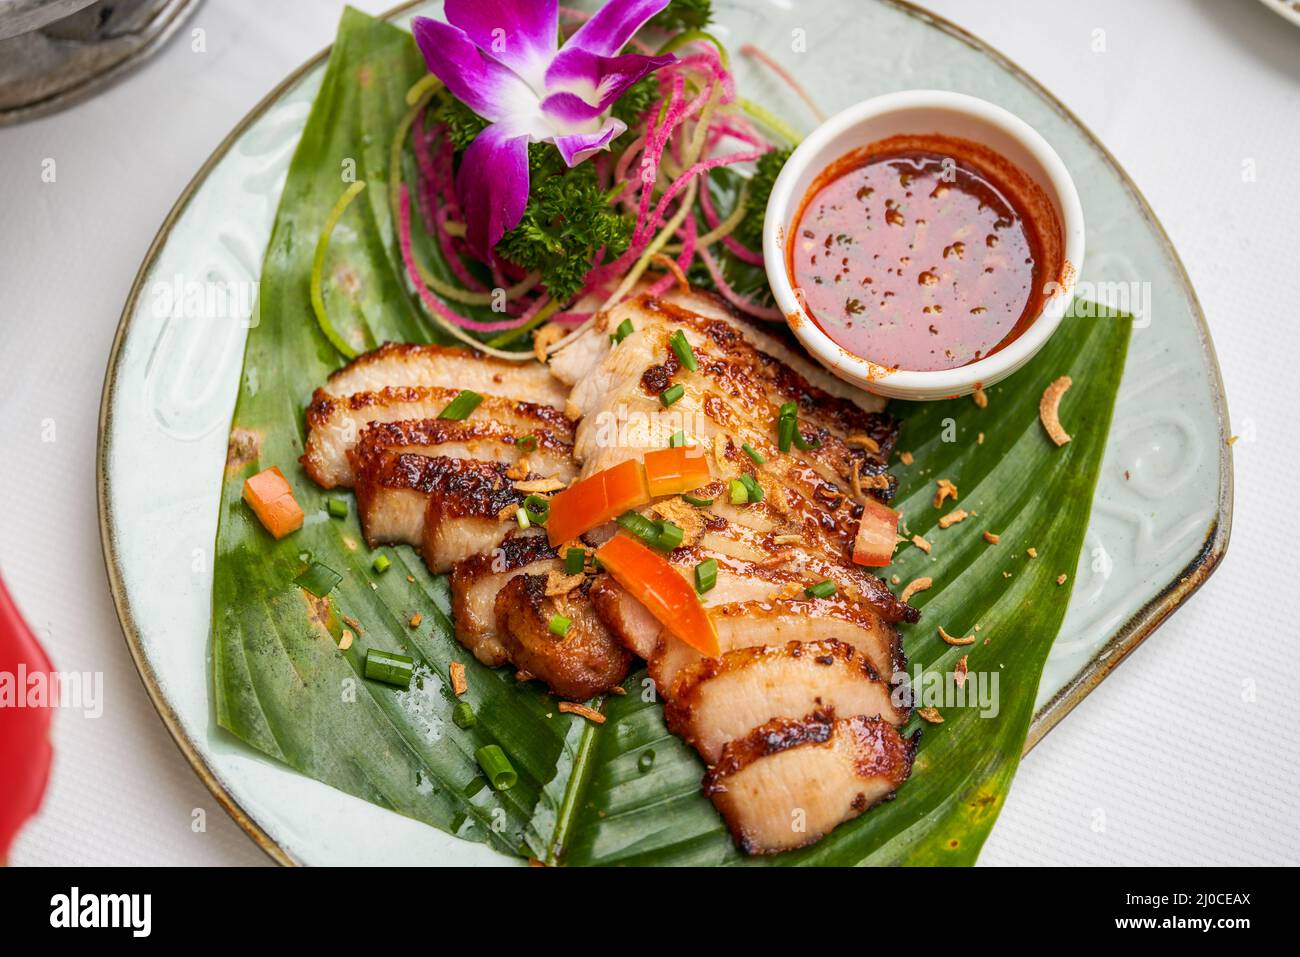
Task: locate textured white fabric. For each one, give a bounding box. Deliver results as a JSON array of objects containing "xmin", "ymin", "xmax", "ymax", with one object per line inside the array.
[{"xmin": 1, "ymin": 0, "xmax": 1295, "ymax": 866}]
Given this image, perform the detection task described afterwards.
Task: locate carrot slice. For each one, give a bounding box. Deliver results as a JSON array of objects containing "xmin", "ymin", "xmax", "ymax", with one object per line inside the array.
[
  {"xmin": 546, "ymin": 459, "xmax": 649, "ymax": 546},
  {"xmin": 242, "ymin": 466, "xmax": 305, "ymax": 540},
  {"xmin": 643, "ymin": 446, "xmax": 712, "ymax": 498},
  {"xmin": 595, "ymin": 534, "xmax": 719, "ymax": 657},
  {"xmin": 852, "ymin": 497, "xmax": 899, "ymax": 567}
]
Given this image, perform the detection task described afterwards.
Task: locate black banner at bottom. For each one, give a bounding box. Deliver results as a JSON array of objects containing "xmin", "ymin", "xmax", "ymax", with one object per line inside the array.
[{"xmin": 0, "ymin": 865, "xmax": 1273, "ymax": 940}]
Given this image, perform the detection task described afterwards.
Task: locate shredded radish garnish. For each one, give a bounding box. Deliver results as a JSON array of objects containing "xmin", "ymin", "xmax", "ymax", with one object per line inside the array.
[
  {"xmin": 643, "ymin": 148, "xmax": 764, "ymax": 242},
  {"xmin": 646, "ymin": 213, "xmax": 697, "ymax": 297},
  {"xmin": 388, "ymin": 32, "xmax": 798, "ymax": 358},
  {"xmin": 698, "ymin": 243, "xmax": 782, "ymax": 320},
  {"xmin": 698, "ymin": 180, "xmax": 765, "ymax": 266},
  {"xmin": 740, "ymin": 43, "xmax": 826, "ymax": 121},
  {"xmin": 398, "ymin": 185, "xmax": 536, "ymax": 334}
]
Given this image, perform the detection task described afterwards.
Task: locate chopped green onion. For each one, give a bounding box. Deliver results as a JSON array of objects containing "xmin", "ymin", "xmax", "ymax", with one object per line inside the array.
[
  {"xmin": 522, "ymin": 494, "xmax": 550, "ymax": 525},
  {"xmin": 516, "ymin": 435, "xmax": 538, "ymax": 453},
  {"xmin": 738, "ymin": 473, "xmax": 764, "ymax": 503},
  {"xmin": 565, "ymin": 548, "xmax": 586, "ymax": 575},
  {"xmin": 777, "ymin": 416, "xmax": 796, "ymax": 453},
  {"xmin": 549, "ymin": 614, "xmax": 572, "ymax": 637},
  {"xmin": 438, "ymin": 390, "xmax": 484, "ymax": 421},
  {"xmin": 610, "ymin": 318, "xmax": 634, "ymax": 344},
  {"xmin": 655, "ymin": 521, "xmax": 684, "ymax": 551},
  {"xmin": 669, "ymin": 430, "xmax": 687, "ymax": 448},
  {"xmin": 616, "ymin": 511, "xmax": 662, "ymax": 547},
  {"xmin": 364, "ymin": 649, "xmax": 414, "ymax": 688},
  {"xmin": 777, "ymin": 405, "xmax": 798, "ymax": 453},
  {"xmin": 670, "ymin": 329, "xmax": 697, "ymax": 372},
  {"xmin": 452, "ymin": 702, "xmax": 477, "ymax": 729},
  {"xmin": 682, "ymin": 493, "xmax": 714, "ymax": 508},
  {"xmin": 805, "ymin": 580, "xmax": 837, "ymax": 599},
  {"xmin": 742, "ymin": 443, "xmax": 766, "ymax": 465},
  {"xmin": 637, "ymin": 749, "xmax": 656, "ymax": 773},
  {"xmin": 326, "ymin": 498, "xmax": 349, "ymax": 518},
  {"xmin": 515, "ymin": 507, "xmax": 531, "ymax": 530},
  {"xmin": 778, "ymin": 401, "xmax": 799, "ymax": 419},
  {"xmin": 794, "ymin": 430, "xmax": 822, "ymax": 451},
  {"xmin": 728, "ymin": 478, "xmax": 750, "ymax": 505},
  {"xmin": 695, "ymin": 558, "xmax": 718, "ymax": 594},
  {"xmin": 295, "ymin": 561, "xmax": 341, "ymax": 597},
  {"xmin": 372, "ymin": 553, "xmax": 391, "ymax": 574},
  {"xmin": 475, "ymin": 744, "xmax": 518, "ymax": 790},
  {"xmin": 659, "ymin": 383, "xmax": 685, "ymax": 407}
]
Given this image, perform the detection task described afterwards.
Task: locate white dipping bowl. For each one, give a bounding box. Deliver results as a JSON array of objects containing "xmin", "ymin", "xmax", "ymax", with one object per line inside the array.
[{"xmin": 763, "ymin": 90, "xmax": 1085, "ymax": 401}]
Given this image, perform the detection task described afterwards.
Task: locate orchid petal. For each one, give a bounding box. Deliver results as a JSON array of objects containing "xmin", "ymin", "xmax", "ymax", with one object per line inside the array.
[
  {"xmin": 563, "ymin": 0, "xmax": 670, "ymax": 57},
  {"xmin": 456, "ymin": 123, "xmax": 532, "ymax": 261},
  {"xmin": 411, "ymin": 16, "xmax": 534, "ymax": 122},
  {"xmin": 551, "ymin": 118, "xmax": 627, "ymax": 167},
  {"xmin": 444, "ymin": 0, "xmax": 559, "ymax": 89},
  {"xmin": 545, "ymin": 50, "xmax": 675, "ymax": 117}
]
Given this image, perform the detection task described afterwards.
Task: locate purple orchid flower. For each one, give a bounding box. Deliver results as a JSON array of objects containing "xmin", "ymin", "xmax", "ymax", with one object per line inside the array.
[{"xmin": 412, "ymin": 0, "xmax": 675, "ymax": 262}]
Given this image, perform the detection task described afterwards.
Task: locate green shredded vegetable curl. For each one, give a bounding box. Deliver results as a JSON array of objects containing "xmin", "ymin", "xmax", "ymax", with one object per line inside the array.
[
  {"xmin": 310, "ymin": 180, "xmax": 368, "ymax": 359},
  {"xmin": 495, "ymin": 146, "xmax": 633, "ymax": 303}
]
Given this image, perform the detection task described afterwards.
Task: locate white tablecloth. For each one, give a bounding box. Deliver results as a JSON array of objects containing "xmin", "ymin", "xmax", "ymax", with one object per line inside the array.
[{"xmin": 3, "ymin": 0, "xmax": 1296, "ymax": 866}]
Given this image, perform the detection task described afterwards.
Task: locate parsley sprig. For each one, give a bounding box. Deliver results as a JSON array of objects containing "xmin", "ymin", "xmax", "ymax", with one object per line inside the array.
[{"xmin": 495, "ymin": 147, "xmax": 633, "ymax": 302}]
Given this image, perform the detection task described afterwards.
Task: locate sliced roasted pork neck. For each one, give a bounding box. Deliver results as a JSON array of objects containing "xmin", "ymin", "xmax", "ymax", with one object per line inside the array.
[
  {"xmin": 552, "ymin": 289, "xmax": 920, "ymax": 854},
  {"xmin": 301, "ymin": 290, "xmax": 921, "ymax": 854},
  {"xmin": 301, "ymin": 341, "xmax": 627, "ymax": 699}
]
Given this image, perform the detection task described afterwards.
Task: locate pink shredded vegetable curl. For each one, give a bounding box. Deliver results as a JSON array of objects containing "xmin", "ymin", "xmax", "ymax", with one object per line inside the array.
[
  {"xmin": 591, "ymin": 72, "xmax": 718, "ymax": 284},
  {"xmin": 646, "ymin": 211, "xmax": 697, "ymax": 297},
  {"xmin": 412, "ymin": 114, "xmax": 441, "ymax": 232},
  {"xmin": 698, "ymin": 243, "xmax": 782, "ymax": 320},
  {"xmin": 397, "ymin": 185, "xmax": 537, "ymax": 333},
  {"xmin": 422, "ymin": 133, "xmax": 488, "ymax": 293},
  {"xmin": 697, "ymin": 175, "xmax": 765, "ymax": 266}
]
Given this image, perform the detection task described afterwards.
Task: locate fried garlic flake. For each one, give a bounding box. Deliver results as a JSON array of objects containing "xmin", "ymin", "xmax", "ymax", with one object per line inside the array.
[
  {"xmin": 1039, "ymin": 375, "xmax": 1073, "ymax": 446},
  {"xmin": 933, "ymin": 478, "xmax": 959, "ymax": 508},
  {"xmin": 900, "ymin": 576, "xmax": 933, "ymax": 603}
]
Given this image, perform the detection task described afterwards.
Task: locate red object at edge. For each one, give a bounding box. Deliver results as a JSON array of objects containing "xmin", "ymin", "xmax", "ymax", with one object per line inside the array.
[{"xmin": 0, "ymin": 574, "xmax": 55, "ymax": 863}]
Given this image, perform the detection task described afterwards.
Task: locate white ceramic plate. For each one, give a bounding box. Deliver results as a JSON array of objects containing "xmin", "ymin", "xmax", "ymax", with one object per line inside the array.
[{"xmin": 98, "ymin": 0, "xmax": 1232, "ymax": 865}]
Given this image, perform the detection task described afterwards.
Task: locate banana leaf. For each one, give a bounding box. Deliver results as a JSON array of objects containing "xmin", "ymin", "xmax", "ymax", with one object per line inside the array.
[{"xmin": 212, "ymin": 7, "xmax": 1131, "ymax": 865}]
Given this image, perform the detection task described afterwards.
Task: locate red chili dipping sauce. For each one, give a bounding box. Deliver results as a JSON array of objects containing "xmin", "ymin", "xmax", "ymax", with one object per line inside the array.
[{"xmin": 787, "ymin": 133, "xmax": 1065, "ymax": 373}]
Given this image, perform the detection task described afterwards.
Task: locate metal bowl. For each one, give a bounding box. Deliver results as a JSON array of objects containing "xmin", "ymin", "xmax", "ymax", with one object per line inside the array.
[{"xmin": 0, "ymin": 0, "xmax": 201, "ymax": 125}]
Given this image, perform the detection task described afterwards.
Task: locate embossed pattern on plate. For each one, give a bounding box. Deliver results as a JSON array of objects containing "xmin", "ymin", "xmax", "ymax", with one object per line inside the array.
[{"xmin": 98, "ymin": 0, "xmax": 1231, "ymax": 865}]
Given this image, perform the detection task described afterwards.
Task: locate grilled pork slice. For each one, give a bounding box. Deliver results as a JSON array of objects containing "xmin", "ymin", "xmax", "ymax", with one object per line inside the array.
[
  {"xmin": 351, "ymin": 423, "xmax": 573, "ymax": 552},
  {"xmin": 658, "ymin": 599, "xmax": 902, "ymax": 695},
  {"xmin": 591, "ymin": 576, "xmax": 902, "ymax": 697},
  {"xmin": 448, "ymin": 536, "xmax": 629, "ymax": 698},
  {"xmin": 663, "ymin": 640, "xmax": 906, "ymax": 764},
  {"xmin": 450, "ymin": 535, "xmax": 557, "ymax": 667},
  {"xmin": 549, "ymin": 287, "xmax": 886, "ymax": 415},
  {"xmin": 352, "ymin": 454, "xmax": 526, "ymax": 558},
  {"xmin": 495, "ymin": 574, "xmax": 631, "ymax": 700},
  {"xmin": 322, "ymin": 341, "xmax": 568, "ymax": 407},
  {"xmin": 704, "ymin": 714, "xmax": 917, "ymax": 855},
  {"xmin": 303, "ymin": 385, "xmax": 573, "ymax": 488},
  {"xmin": 350, "ymin": 419, "xmax": 574, "ymax": 483}
]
